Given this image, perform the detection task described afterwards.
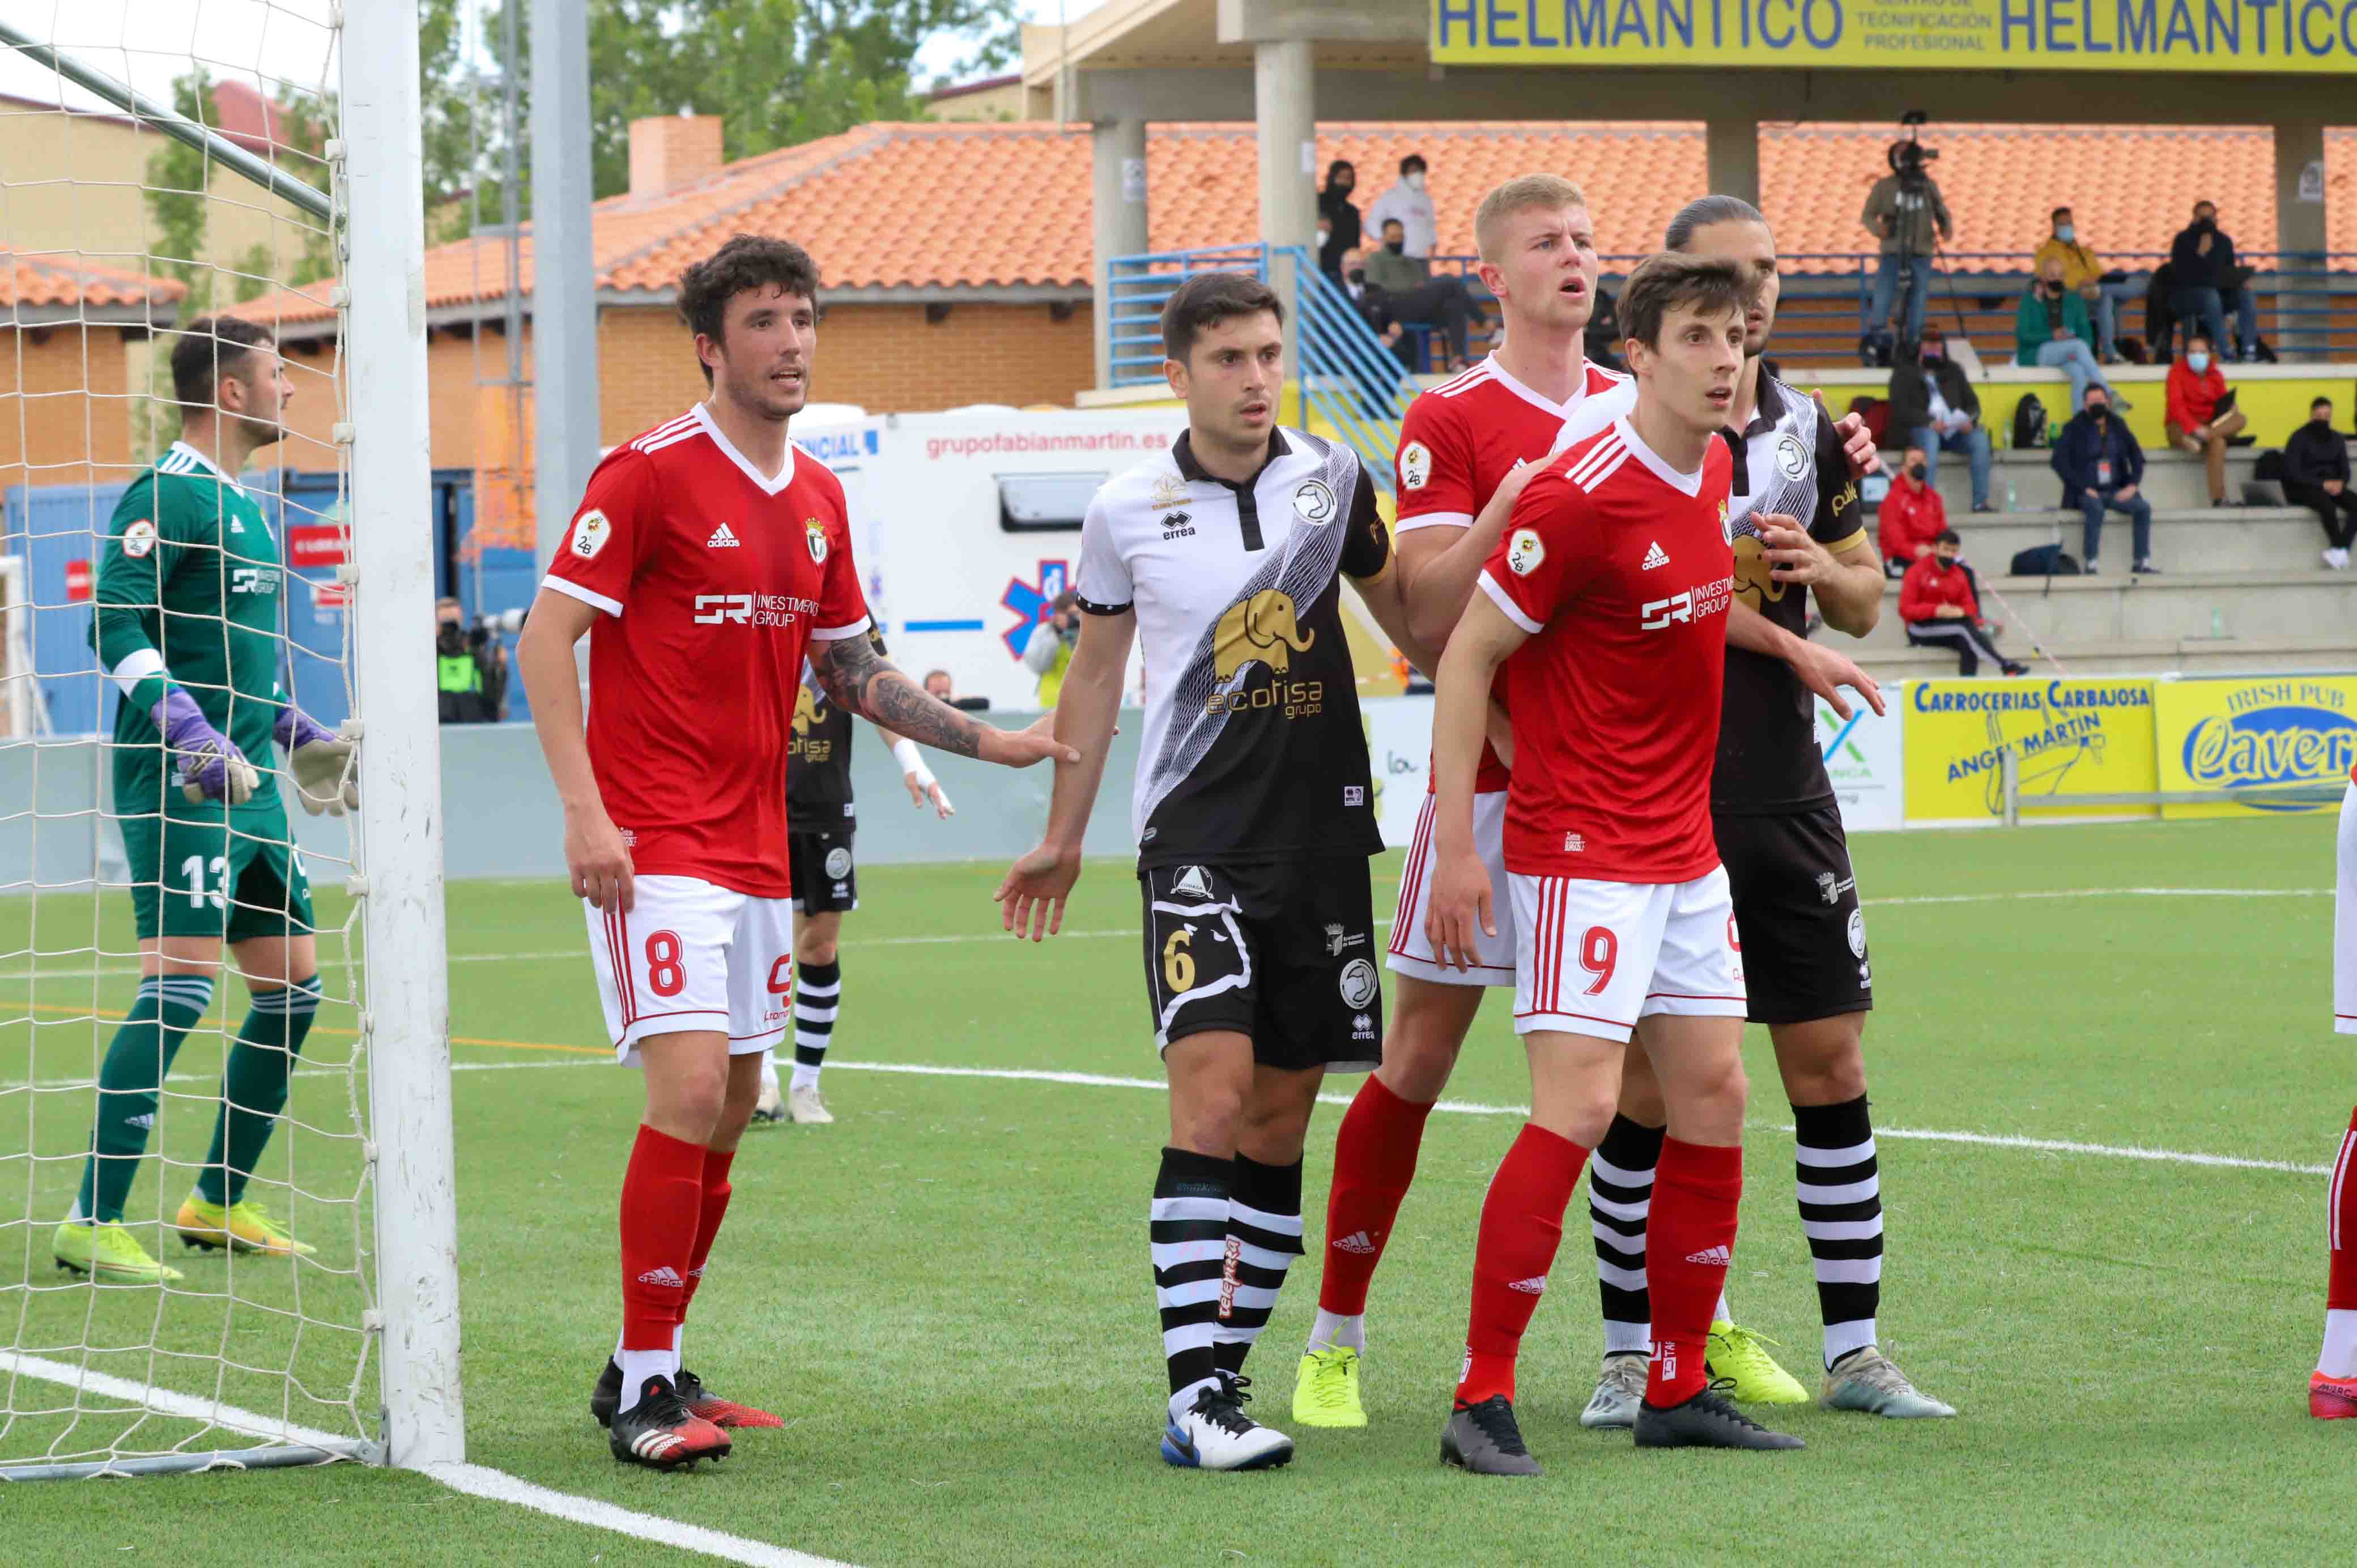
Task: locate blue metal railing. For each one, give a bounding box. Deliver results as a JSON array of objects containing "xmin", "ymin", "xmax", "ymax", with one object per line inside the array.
[{"xmin": 1106, "ymin": 244, "xmax": 1270, "ymax": 386}]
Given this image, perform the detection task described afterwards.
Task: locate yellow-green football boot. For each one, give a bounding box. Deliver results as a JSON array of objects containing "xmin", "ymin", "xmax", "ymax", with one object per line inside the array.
[
  {"xmin": 176, "ymin": 1196, "xmax": 315, "ymax": 1258},
  {"xmin": 1705, "ymin": 1320, "xmax": 1810, "ymax": 1405},
  {"xmin": 1292, "ymin": 1345, "xmax": 1368, "ymax": 1428},
  {"xmin": 54, "ymin": 1220, "xmax": 184, "ymax": 1284}
]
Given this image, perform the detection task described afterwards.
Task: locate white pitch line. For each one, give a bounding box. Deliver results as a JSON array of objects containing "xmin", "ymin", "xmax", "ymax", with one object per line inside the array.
[
  {"xmin": 0, "ymin": 1351, "xmax": 849, "ymax": 1567},
  {"xmin": 0, "ymin": 887, "xmax": 2331, "ymax": 983}
]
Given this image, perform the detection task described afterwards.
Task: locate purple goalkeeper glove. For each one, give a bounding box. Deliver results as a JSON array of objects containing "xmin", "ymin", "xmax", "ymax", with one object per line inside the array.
[
  {"xmin": 275, "ymin": 704, "xmax": 338, "ymax": 753},
  {"xmin": 153, "ymin": 688, "xmax": 258, "ymax": 806}
]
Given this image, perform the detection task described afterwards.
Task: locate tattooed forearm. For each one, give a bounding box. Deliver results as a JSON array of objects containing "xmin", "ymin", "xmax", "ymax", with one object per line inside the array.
[{"xmin": 811, "ymin": 635, "xmax": 984, "ymax": 758}]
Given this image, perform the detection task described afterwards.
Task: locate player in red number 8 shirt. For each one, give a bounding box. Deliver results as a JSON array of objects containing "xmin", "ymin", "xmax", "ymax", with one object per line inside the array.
[
  {"xmin": 517, "ymin": 235, "xmax": 1072, "ymax": 1471},
  {"xmin": 1424, "ymin": 253, "xmax": 1805, "ymax": 1473}
]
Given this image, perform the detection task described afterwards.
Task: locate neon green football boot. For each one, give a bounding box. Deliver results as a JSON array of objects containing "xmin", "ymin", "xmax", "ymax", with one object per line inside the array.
[
  {"xmin": 1705, "ymin": 1320, "xmax": 1810, "ymax": 1405},
  {"xmin": 1292, "ymin": 1345, "xmax": 1368, "ymax": 1428},
  {"xmin": 54, "ymin": 1220, "xmax": 185, "ymax": 1285},
  {"xmin": 176, "ymin": 1196, "xmax": 315, "ymax": 1258}
]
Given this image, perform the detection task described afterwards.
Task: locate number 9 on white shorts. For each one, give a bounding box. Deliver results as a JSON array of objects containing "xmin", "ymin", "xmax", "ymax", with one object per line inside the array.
[
  {"xmin": 1509, "ymin": 866, "xmax": 1746, "ymax": 1043},
  {"xmin": 584, "ymin": 874, "xmax": 796, "ymax": 1064}
]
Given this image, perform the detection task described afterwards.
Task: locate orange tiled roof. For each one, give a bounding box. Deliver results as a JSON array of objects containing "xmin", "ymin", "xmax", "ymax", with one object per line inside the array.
[
  {"xmin": 2, "ymin": 252, "xmax": 188, "ymax": 311},
  {"xmin": 231, "ymin": 120, "xmax": 2357, "ymax": 326}
]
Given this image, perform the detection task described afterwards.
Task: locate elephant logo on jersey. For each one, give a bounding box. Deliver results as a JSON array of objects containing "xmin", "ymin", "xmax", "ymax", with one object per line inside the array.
[
  {"xmin": 1214, "ymin": 589, "xmax": 1315, "ymax": 681},
  {"xmin": 792, "ymin": 685, "xmax": 822, "ymax": 735},
  {"xmin": 1731, "ymin": 531, "xmax": 1782, "ymax": 609},
  {"xmin": 805, "ymin": 517, "xmax": 828, "ymax": 564}
]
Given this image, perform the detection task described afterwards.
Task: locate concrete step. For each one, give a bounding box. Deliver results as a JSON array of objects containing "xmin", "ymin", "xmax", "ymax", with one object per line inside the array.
[
  {"xmin": 1935, "ymin": 507, "xmax": 2337, "ymax": 576},
  {"xmin": 1851, "ymin": 634, "xmax": 2357, "ymax": 679},
  {"xmin": 1880, "ymin": 445, "xmax": 2265, "ymax": 515},
  {"xmin": 1854, "ymin": 567, "xmax": 2357, "ymax": 650}
]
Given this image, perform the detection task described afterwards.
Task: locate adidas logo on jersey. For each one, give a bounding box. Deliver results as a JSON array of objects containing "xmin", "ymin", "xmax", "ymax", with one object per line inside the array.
[
  {"xmin": 1506, "ymin": 1276, "xmax": 1548, "ymax": 1294},
  {"xmin": 1332, "ymin": 1230, "xmax": 1377, "ymax": 1255},
  {"xmin": 1641, "ymin": 540, "xmax": 1670, "ymax": 570},
  {"xmin": 126, "ymin": 1113, "xmax": 155, "ymax": 1131},
  {"xmin": 636, "ymin": 1266, "xmax": 685, "ymax": 1288},
  {"xmin": 1684, "ymin": 1245, "xmax": 1732, "ymax": 1267},
  {"xmin": 706, "ymin": 523, "xmax": 741, "ymax": 548}
]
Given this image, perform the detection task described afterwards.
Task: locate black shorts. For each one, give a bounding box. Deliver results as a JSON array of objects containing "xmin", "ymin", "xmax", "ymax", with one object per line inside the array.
[
  {"xmin": 787, "ymin": 831, "xmax": 857, "ymax": 915},
  {"xmin": 1138, "ymin": 858, "xmax": 1381, "ymax": 1072},
  {"xmin": 1714, "ymin": 804, "xmax": 1873, "ymax": 1026}
]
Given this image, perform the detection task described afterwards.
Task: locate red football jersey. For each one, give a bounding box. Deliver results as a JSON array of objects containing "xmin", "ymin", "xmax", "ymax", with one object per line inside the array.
[
  {"xmin": 1397, "ymin": 354, "xmax": 1630, "ymax": 793},
  {"xmin": 542, "ymin": 404, "xmax": 871, "ymax": 900},
  {"xmin": 1477, "ymin": 415, "xmax": 1735, "ymax": 885}
]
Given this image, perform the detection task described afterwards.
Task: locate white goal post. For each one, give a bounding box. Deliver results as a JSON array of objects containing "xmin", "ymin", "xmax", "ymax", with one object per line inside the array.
[{"xmin": 0, "ymin": 5, "xmax": 457, "ymax": 1480}]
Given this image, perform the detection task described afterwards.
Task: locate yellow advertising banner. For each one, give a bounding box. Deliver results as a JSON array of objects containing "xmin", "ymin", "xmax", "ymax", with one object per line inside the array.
[
  {"xmin": 1432, "ymin": 0, "xmax": 2357, "ymax": 74},
  {"xmin": 1903, "ymin": 677, "xmax": 2159, "ymax": 823},
  {"xmin": 2153, "ymin": 675, "xmax": 2357, "ymax": 819}
]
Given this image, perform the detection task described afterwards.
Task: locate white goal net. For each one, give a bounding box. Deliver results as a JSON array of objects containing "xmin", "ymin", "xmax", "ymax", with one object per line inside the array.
[{"xmin": 0, "ymin": 3, "xmax": 454, "ymax": 1481}]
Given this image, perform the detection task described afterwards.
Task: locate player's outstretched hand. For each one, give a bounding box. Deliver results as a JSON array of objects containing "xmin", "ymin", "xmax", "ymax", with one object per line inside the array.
[
  {"xmin": 1816, "ymin": 391, "xmax": 1884, "ymax": 479},
  {"xmin": 565, "ymin": 803, "xmax": 635, "ymax": 912},
  {"xmin": 1424, "ymin": 848, "xmax": 1496, "ymax": 973},
  {"xmin": 995, "ymin": 843, "xmax": 1081, "ymax": 941},
  {"xmin": 1754, "ymin": 512, "xmax": 1839, "ymax": 587},
  {"xmin": 1787, "ymin": 637, "xmax": 1886, "ymax": 723},
  {"xmin": 904, "ymin": 769, "xmax": 956, "ymax": 818},
  {"xmin": 978, "ymin": 713, "xmax": 1082, "ymax": 770}
]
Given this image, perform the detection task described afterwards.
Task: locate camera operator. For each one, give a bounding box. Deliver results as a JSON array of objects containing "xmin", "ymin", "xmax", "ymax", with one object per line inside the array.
[
  {"xmin": 1859, "ymin": 125, "xmax": 1952, "ymax": 366},
  {"xmin": 435, "ymin": 595, "xmax": 510, "ymax": 724}
]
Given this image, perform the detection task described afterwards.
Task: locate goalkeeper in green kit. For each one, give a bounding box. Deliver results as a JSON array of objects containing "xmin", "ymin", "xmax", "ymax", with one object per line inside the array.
[{"xmin": 55, "ymin": 317, "xmax": 359, "ymax": 1285}]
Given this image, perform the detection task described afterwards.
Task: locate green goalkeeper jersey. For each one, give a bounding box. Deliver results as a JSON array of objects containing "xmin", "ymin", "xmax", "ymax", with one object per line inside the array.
[{"xmin": 90, "ymin": 440, "xmax": 287, "ymax": 819}]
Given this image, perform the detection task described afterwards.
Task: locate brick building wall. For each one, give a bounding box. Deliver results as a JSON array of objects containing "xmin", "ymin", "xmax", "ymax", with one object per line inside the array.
[{"xmin": 0, "ymin": 325, "xmax": 138, "ymax": 494}]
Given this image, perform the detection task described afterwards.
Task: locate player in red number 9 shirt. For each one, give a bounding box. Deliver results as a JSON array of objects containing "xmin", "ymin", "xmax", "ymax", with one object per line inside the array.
[
  {"xmin": 1424, "ymin": 253, "xmax": 1805, "ymax": 1474},
  {"xmin": 517, "ymin": 235, "xmax": 1073, "ymax": 1471}
]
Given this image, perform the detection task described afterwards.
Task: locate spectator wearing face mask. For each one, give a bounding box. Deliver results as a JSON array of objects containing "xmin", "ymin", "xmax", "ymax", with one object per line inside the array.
[
  {"xmin": 1318, "ymin": 160, "xmax": 1360, "ymax": 281},
  {"xmin": 1365, "ymin": 154, "xmax": 1436, "ymax": 259},
  {"xmin": 2282, "ymin": 396, "xmax": 2356, "ymax": 569},
  {"xmin": 2163, "ymin": 333, "xmax": 2249, "ymax": 507},
  {"xmin": 1886, "ymin": 329, "xmax": 1993, "ymax": 513},
  {"xmin": 1901, "ymin": 529, "xmax": 2026, "ymax": 678},
  {"xmin": 2051, "ymin": 383, "xmax": 2156, "ymax": 576},
  {"xmin": 2016, "ymin": 257, "xmax": 2119, "ymax": 416},
  {"xmin": 1879, "ymin": 444, "xmax": 1950, "ymax": 576},
  {"xmin": 2033, "ymin": 207, "xmax": 2135, "ymax": 364},
  {"xmin": 1364, "ymin": 217, "xmax": 1476, "ymax": 370},
  {"xmin": 1337, "ymin": 246, "xmax": 1413, "ymax": 370},
  {"xmin": 2169, "ymin": 199, "xmax": 2260, "ymax": 362}
]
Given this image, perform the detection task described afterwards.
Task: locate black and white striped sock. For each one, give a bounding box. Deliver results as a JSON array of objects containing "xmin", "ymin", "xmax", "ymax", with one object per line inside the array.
[
  {"xmin": 790, "ymin": 958, "xmax": 839, "ymax": 1092},
  {"xmin": 1589, "ymin": 1114, "xmax": 1662, "ymax": 1358},
  {"xmin": 1794, "ymin": 1095, "xmax": 1882, "ymax": 1369},
  {"xmin": 1212, "ymin": 1154, "xmax": 1303, "ymax": 1378},
  {"xmin": 1152, "ymin": 1147, "xmax": 1232, "ymax": 1421}
]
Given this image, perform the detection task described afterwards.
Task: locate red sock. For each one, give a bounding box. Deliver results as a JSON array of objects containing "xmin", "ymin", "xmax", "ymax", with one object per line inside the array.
[
  {"xmin": 1456, "ymin": 1123, "xmax": 1587, "ymax": 1407},
  {"xmin": 679, "ymin": 1147, "xmax": 735, "ymax": 1323},
  {"xmin": 1647, "ymin": 1137, "xmax": 1742, "ymax": 1407},
  {"xmin": 618, "ymin": 1124, "xmax": 705, "ymax": 1352},
  {"xmin": 1318, "ymin": 1074, "xmax": 1436, "ymax": 1316},
  {"xmin": 2331, "ymin": 1107, "xmax": 2357, "ymax": 1311}
]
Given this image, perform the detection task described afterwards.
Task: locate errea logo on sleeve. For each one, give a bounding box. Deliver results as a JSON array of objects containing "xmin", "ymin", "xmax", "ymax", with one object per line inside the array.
[
  {"xmin": 570, "ymin": 509, "xmax": 611, "ymax": 559},
  {"xmin": 1506, "ymin": 527, "xmax": 1545, "ymax": 577}
]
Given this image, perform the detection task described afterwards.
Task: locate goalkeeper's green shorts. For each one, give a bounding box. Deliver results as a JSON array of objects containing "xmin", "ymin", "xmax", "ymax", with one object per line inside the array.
[{"xmin": 119, "ymin": 798, "xmax": 317, "ymax": 943}]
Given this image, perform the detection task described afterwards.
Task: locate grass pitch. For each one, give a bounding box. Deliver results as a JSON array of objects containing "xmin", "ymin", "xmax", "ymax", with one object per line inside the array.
[{"xmin": 2, "ymin": 814, "xmax": 2348, "ymax": 1565}]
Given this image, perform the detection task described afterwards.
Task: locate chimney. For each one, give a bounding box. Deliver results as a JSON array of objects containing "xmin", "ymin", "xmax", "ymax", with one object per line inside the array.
[{"xmin": 628, "ymin": 113, "xmax": 724, "ymax": 199}]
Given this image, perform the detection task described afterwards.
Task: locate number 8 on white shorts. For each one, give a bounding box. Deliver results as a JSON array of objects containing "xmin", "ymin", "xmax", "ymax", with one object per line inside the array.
[
  {"xmin": 1508, "ymin": 866, "xmax": 1747, "ymax": 1043},
  {"xmin": 585, "ymin": 874, "xmax": 797, "ymax": 1064}
]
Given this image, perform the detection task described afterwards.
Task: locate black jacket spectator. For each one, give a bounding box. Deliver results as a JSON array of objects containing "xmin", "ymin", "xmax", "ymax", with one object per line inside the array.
[
  {"xmin": 1884, "ymin": 347, "xmax": 1981, "ymax": 432},
  {"xmin": 2285, "ymin": 419, "xmax": 2351, "ymax": 487},
  {"xmin": 2170, "ymin": 216, "xmax": 2237, "ymax": 291},
  {"xmin": 2050, "ymin": 406, "xmax": 2145, "ymax": 506},
  {"xmin": 1584, "ymin": 284, "xmax": 1625, "ymax": 374},
  {"xmin": 1318, "ymin": 162, "xmax": 1361, "ymax": 280}
]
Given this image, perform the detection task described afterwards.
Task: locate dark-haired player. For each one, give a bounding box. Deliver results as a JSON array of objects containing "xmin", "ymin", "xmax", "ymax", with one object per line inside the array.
[
  {"xmin": 1427, "ymin": 253, "xmax": 1802, "ymax": 1473},
  {"xmin": 518, "ymin": 235, "xmax": 1070, "ymax": 1470},
  {"xmin": 59, "ymin": 316, "xmax": 355, "ymax": 1286},
  {"xmin": 997, "ymin": 270, "xmax": 1423, "ymax": 1472}
]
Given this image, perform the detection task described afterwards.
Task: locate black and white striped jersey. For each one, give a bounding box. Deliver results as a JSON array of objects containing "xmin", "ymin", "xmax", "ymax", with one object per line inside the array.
[{"xmin": 1077, "ymin": 427, "xmax": 1390, "ymax": 868}]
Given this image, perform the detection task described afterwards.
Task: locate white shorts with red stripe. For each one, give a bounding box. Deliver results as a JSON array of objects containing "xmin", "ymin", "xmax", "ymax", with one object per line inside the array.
[
  {"xmin": 1387, "ymin": 791, "xmax": 1516, "ymax": 987},
  {"xmin": 1508, "ymin": 866, "xmax": 1746, "ymax": 1043},
  {"xmin": 584, "ymin": 874, "xmax": 796, "ymax": 1065},
  {"xmin": 2337, "ymin": 783, "xmax": 2357, "ymax": 1035}
]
